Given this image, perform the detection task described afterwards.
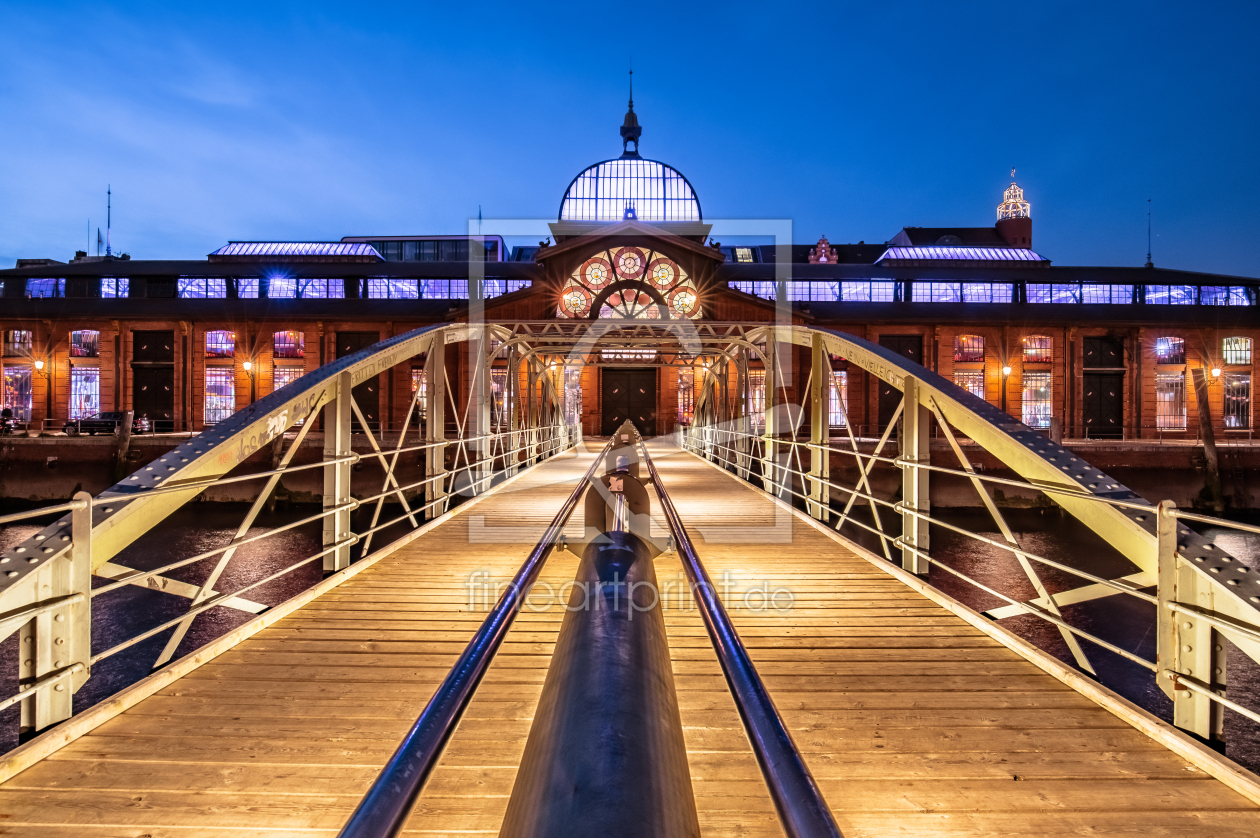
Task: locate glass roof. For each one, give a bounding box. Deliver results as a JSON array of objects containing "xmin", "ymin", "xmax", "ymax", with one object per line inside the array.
[
  {"xmin": 878, "ymin": 246, "xmax": 1046, "ymax": 262},
  {"xmin": 559, "ymin": 159, "xmax": 701, "ymax": 223},
  {"xmin": 210, "ymin": 242, "xmax": 383, "ymax": 259}
]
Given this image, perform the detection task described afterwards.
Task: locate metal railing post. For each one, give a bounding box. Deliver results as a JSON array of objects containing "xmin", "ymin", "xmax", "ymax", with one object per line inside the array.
[
  {"xmin": 425, "ymin": 339, "xmax": 447, "ymax": 515},
  {"xmin": 323, "ymin": 371, "xmax": 354, "ymax": 572},
  {"xmin": 1156, "ymin": 500, "xmax": 1226, "ymax": 740},
  {"xmin": 18, "ymin": 491, "xmax": 91, "ymax": 736},
  {"xmin": 808, "ymin": 333, "xmax": 828, "ymax": 520},
  {"xmin": 762, "ymin": 338, "xmax": 779, "ymax": 495},
  {"xmin": 900, "ymin": 375, "xmax": 930, "ymax": 574}
]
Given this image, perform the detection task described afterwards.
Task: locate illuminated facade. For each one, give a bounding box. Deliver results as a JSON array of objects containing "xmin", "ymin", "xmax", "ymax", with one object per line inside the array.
[{"xmin": 0, "ymin": 105, "xmax": 1256, "ymax": 440}]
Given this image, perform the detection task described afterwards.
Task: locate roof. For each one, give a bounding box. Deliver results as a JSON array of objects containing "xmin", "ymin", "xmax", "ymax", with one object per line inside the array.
[
  {"xmin": 558, "ymin": 158, "xmax": 701, "ymax": 223},
  {"xmin": 890, "ymin": 227, "xmax": 1010, "ymax": 247},
  {"xmin": 877, "ymin": 245, "xmax": 1049, "ymax": 265},
  {"xmin": 209, "ymin": 242, "xmax": 383, "ymax": 260}
]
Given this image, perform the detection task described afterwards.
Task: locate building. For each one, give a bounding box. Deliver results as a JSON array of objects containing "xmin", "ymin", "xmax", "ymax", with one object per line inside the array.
[{"xmin": 1, "ymin": 102, "xmax": 1256, "ymax": 440}]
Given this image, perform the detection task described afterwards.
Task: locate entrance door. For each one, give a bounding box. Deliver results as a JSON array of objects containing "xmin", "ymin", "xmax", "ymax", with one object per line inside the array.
[
  {"xmin": 601, "ymin": 368, "xmax": 656, "ymax": 436},
  {"xmin": 1083, "ymin": 373, "xmax": 1124, "ymax": 439},
  {"xmin": 133, "ymin": 366, "xmax": 174, "ymax": 432},
  {"xmin": 878, "ymin": 335, "xmax": 923, "ymax": 431},
  {"xmin": 337, "ymin": 332, "xmax": 381, "ymax": 430}
]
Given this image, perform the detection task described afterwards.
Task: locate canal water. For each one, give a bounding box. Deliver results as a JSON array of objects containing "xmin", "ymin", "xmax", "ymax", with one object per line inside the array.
[{"xmin": 0, "ymin": 494, "xmax": 1258, "ymax": 775}]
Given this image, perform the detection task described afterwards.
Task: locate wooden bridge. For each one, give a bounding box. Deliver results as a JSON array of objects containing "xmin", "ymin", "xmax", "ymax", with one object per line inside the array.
[{"xmin": 1, "ymin": 439, "xmax": 1256, "ymax": 836}]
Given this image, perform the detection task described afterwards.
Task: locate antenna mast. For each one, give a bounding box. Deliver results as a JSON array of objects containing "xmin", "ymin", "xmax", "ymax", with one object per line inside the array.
[
  {"xmin": 1145, "ymin": 198, "xmax": 1152, "ymax": 268},
  {"xmin": 106, "ymin": 185, "xmax": 112, "ymax": 257}
]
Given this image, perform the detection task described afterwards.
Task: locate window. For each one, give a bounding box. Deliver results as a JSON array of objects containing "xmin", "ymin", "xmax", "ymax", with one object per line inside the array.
[
  {"xmin": 563, "ymin": 367, "xmax": 582, "ymax": 427},
  {"xmin": 829, "ymin": 370, "xmax": 848, "ymax": 428},
  {"xmin": 786, "ymin": 282, "xmax": 839, "ymax": 302},
  {"xmin": 27, "ymin": 278, "xmax": 64, "ymax": 298},
  {"xmin": 5, "ymin": 330, "xmax": 34, "ymax": 355},
  {"xmin": 1021, "ymin": 371, "xmax": 1052, "ymax": 428},
  {"xmin": 235, "ymin": 278, "xmax": 259, "ymax": 299},
  {"xmin": 1223, "ymin": 337, "xmax": 1252, "ymax": 365},
  {"xmin": 1224, "ymin": 374, "xmax": 1251, "ymax": 429},
  {"xmin": 1155, "ymin": 337, "xmax": 1185, "ymax": 364},
  {"xmin": 1023, "ymin": 335, "xmax": 1052, "ymax": 362},
  {"xmin": 491, "ymin": 369, "xmax": 509, "ymax": 431},
  {"xmin": 840, "ymin": 281, "xmax": 895, "ymax": 302},
  {"xmin": 922, "ymin": 282, "xmax": 961, "ymax": 303},
  {"xmin": 100, "ymin": 277, "xmax": 129, "ymax": 298},
  {"xmin": 735, "ymin": 247, "xmax": 754, "ymax": 263},
  {"xmin": 1155, "ymin": 373, "xmax": 1187, "ymax": 430},
  {"xmin": 178, "ymin": 277, "xmax": 228, "ymax": 298},
  {"xmin": 1201, "ymin": 286, "xmax": 1250, "ymax": 306},
  {"xmin": 1031, "ymin": 283, "xmax": 1082, "ymax": 303},
  {"xmin": 504, "ymin": 279, "xmax": 531, "ymax": 294},
  {"xmin": 205, "ymin": 330, "xmax": 235, "ymax": 358},
  {"xmin": 678, "ymin": 368, "xmax": 695, "ymax": 425},
  {"xmin": 1146, "ymin": 285, "xmax": 1195, "ymax": 305},
  {"xmin": 2, "ymin": 366, "xmax": 33, "ymax": 422},
  {"xmin": 272, "ymin": 365, "xmax": 304, "ymax": 392},
  {"xmin": 955, "ymin": 369, "xmax": 986, "ymax": 400},
  {"xmin": 963, "ymin": 282, "xmax": 1012, "ymax": 303},
  {"xmin": 204, "ymin": 368, "xmax": 235, "ymax": 424},
  {"xmin": 273, "ymin": 331, "xmax": 304, "ymax": 359},
  {"xmin": 1082, "ymin": 284, "xmax": 1134, "ymax": 304},
  {"xmin": 747, "ymin": 369, "xmax": 766, "ymax": 431},
  {"xmin": 70, "ymin": 330, "xmax": 100, "ymax": 358},
  {"xmin": 411, "ymin": 368, "xmax": 428, "ymax": 420},
  {"xmin": 954, "ymin": 335, "xmax": 985, "ymax": 363},
  {"xmin": 69, "ymin": 367, "xmax": 100, "ymax": 419}
]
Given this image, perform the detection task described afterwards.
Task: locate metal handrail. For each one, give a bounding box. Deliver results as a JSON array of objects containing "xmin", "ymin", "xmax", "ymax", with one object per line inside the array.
[
  {"xmin": 637, "ymin": 438, "xmax": 842, "ymax": 838},
  {"xmin": 337, "ymin": 435, "xmax": 615, "ymax": 838}
]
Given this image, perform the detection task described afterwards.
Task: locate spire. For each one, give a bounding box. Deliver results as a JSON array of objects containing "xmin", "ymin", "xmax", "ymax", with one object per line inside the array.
[
  {"xmin": 997, "ymin": 169, "xmax": 1030, "ymax": 220},
  {"xmin": 620, "ymin": 67, "xmax": 641, "ymax": 159}
]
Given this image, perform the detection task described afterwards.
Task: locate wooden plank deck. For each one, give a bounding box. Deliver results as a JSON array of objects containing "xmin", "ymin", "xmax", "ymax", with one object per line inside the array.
[{"xmin": 0, "ymin": 439, "xmax": 1257, "ymax": 836}]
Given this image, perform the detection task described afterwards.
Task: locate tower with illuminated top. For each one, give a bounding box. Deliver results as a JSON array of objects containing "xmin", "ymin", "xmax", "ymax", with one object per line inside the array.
[{"xmin": 996, "ymin": 169, "xmax": 1032, "ymax": 248}]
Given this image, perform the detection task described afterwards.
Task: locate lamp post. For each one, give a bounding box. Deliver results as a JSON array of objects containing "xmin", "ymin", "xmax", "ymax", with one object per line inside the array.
[
  {"xmin": 243, "ymin": 359, "xmax": 256, "ymax": 404},
  {"xmin": 1001, "ymin": 364, "xmax": 1012, "ymax": 414},
  {"xmin": 33, "ymin": 358, "xmax": 51, "ymax": 430}
]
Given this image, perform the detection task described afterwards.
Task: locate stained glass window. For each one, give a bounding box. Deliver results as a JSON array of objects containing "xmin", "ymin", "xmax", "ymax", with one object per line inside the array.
[
  {"xmin": 205, "ymin": 368, "xmax": 235, "ymax": 424},
  {"xmin": 70, "ymin": 367, "xmax": 100, "ymax": 419},
  {"xmin": 556, "ymin": 247, "xmax": 701, "ymax": 320}
]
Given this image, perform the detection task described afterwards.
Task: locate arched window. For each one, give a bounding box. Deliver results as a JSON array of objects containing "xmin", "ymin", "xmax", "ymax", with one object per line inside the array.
[
  {"xmin": 1023, "ymin": 335, "xmax": 1052, "ymax": 362},
  {"xmin": 954, "ymin": 335, "xmax": 984, "ymax": 363},
  {"xmin": 1223, "ymin": 337, "xmax": 1252, "ymax": 365}
]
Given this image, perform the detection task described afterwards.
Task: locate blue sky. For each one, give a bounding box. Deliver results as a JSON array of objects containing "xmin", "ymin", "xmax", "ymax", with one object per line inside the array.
[{"xmin": 1, "ymin": 1, "xmax": 1257, "ymax": 276}]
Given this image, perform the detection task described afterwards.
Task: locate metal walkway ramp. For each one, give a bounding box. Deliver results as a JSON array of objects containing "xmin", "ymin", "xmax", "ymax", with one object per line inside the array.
[{"xmin": 1, "ymin": 440, "xmax": 1256, "ymax": 836}]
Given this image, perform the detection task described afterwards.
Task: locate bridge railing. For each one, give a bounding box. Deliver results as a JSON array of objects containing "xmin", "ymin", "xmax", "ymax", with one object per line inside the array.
[
  {"xmin": 0, "ymin": 323, "xmax": 581, "ymax": 743},
  {"xmin": 686, "ymin": 324, "xmax": 1260, "ymax": 747}
]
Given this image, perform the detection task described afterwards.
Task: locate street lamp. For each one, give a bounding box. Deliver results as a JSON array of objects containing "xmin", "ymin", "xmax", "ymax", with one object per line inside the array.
[
  {"xmin": 1000, "ymin": 364, "xmax": 1012, "ymax": 413},
  {"xmin": 1211, "ymin": 366, "xmax": 1222, "ymax": 378},
  {"xmin": 33, "ymin": 358, "xmax": 51, "ymax": 428},
  {"xmin": 243, "ymin": 359, "xmax": 256, "ymax": 403}
]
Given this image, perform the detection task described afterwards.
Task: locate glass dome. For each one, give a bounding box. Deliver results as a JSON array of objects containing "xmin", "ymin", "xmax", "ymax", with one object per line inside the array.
[{"xmin": 559, "ymin": 158, "xmax": 701, "ymax": 223}]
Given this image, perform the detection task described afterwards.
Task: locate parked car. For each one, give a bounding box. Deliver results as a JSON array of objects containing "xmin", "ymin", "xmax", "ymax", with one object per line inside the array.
[{"xmin": 63, "ymin": 412, "xmax": 151, "ymax": 436}]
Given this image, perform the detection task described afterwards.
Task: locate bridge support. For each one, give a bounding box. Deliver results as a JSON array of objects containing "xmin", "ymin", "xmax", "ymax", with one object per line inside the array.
[
  {"xmin": 899, "ymin": 375, "xmax": 930, "ymax": 575},
  {"xmin": 762, "ymin": 337, "xmax": 779, "ymax": 497},
  {"xmin": 425, "ymin": 339, "xmax": 447, "ymax": 515},
  {"xmin": 323, "ymin": 371, "xmax": 353, "ymax": 573},
  {"xmin": 1157, "ymin": 500, "xmax": 1226, "ymax": 742},
  {"xmin": 808, "ymin": 333, "xmax": 830, "ymax": 520},
  {"xmin": 18, "ymin": 491, "xmax": 91, "ymax": 737}
]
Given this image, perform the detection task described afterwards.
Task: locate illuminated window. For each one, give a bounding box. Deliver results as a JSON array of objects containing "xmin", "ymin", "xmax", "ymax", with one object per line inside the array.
[
  {"xmin": 747, "ymin": 369, "xmax": 766, "ymax": 431},
  {"xmin": 1225, "ymin": 374, "xmax": 1251, "ymax": 429},
  {"xmin": 69, "ymin": 367, "xmax": 100, "ymax": 419},
  {"xmin": 4, "ymin": 330, "xmax": 33, "ymax": 354},
  {"xmin": 563, "ymin": 367, "xmax": 582, "ymax": 427},
  {"xmin": 1021, "ymin": 371, "xmax": 1051, "ymax": 428},
  {"xmin": 677, "ymin": 368, "xmax": 695, "ymax": 425},
  {"xmin": 954, "ymin": 335, "xmax": 985, "ymax": 363},
  {"xmin": 1082, "ymin": 284, "xmax": 1134, "ymax": 304},
  {"xmin": 178, "ymin": 277, "xmax": 228, "ymax": 298},
  {"xmin": 840, "ymin": 281, "xmax": 895, "ymax": 302},
  {"xmin": 204, "ymin": 368, "xmax": 235, "ymax": 424},
  {"xmin": 410, "ymin": 368, "xmax": 428, "ymax": 420},
  {"xmin": 829, "ymin": 370, "xmax": 848, "ymax": 428},
  {"xmin": 27, "ymin": 279, "xmax": 64, "ymax": 298},
  {"xmin": 963, "ymin": 283, "xmax": 1012, "ymax": 303},
  {"xmin": 1029, "ymin": 284, "xmax": 1081, "ymax": 303},
  {"xmin": 491, "ymin": 369, "xmax": 509, "ymax": 431},
  {"xmin": 70, "ymin": 330, "xmax": 100, "ymax": 358},
  {"xmin": 735, "ymin": 247, "xmax": 754, "ymax": 263},
  {"xmin": 101, "ymin": 277, "xmax": 129, "ymax": 298},
  {"xmin": 923, "ymin": 282, "xmax": 961, "ymax": 302},
  {"xmin": 235, "ymin": 278, "xmax": 259, "ymax": 299},
  {"xmin": 955, "ymin": 369, "xmax": 985, "ymax": 400},
  {"xmin": 1155, "ymin": 337, "xmax": 1185, "ymax": 364},
  {"xmin": 559, "ymin": 159, "xmax": 700, "ymax": 222},
  {"xmin": 786, "ymin": 282, "xmax": 839, "ymax": 301},
  {"xmin": 1146, "ymin": 285, "xmax": 1195, "ymax": 305},
  {"xmin": 273, "ymin": 331, "xmax": 304, "ymax": 359},
  {"xmin": 273, "ymin": 365, "xmax": 303, "ymax": 392},
  {"xmin": 1156, "ymin": 373, "xmax": 1186, "ymax": 430},
  {"xmin": 366, "ymin": 278, "xmax": 419, "ymax": 299},
  {"xmin": 1223, "ymin": 337, "xmax": 1252, "ymax": 365},
  {"xmin": 1023, "ymin": 335, "xmax": 1052, "ymax": 362},
  {"xmin": 205, "ymin": 330, "xmax": 235, "ymax": 358},
  {"xmin": 1201, "ymin": 286, "xmax": 1250, "ymax": 306},
  {"xmin": 2, "ymin": 366, "xmax": 33, "ymax": 421}
]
